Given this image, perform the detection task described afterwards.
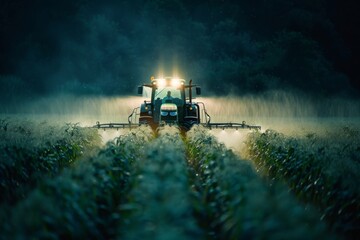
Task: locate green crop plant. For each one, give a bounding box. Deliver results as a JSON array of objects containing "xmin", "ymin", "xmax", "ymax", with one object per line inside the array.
[
  {"xmin": 0, "ymin": 119, "xmax": 101, "ymax": 206},
  {"xmin": 122, "ymin": 126, "xmax": 202, "ymax": 240},
  {"xmin": 2, "ymin": 118, "xmax": 352, "ymax": 239},
  {"xmin": 186, "ymin": 126, "xmax": 332, "ymax": 239},
  {"xmin": 1, "ymin": 126, "xmax": 152, "ymax": 239},
  {"xmin": 246, "ymin": 128, "xmax": 360, "ymax": 239}
]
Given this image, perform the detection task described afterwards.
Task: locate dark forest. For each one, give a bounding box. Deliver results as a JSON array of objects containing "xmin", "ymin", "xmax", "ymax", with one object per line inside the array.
[{"xmin": 0, "ymin": 0, "xmax": 359, "ymax": 102}]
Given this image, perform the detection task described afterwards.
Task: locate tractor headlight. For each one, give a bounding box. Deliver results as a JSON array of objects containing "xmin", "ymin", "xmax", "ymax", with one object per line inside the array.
[
  {"xmin": 171, "ymin": 78, "xmax": 181, "ymax": 87},
  {"xmin": 157, "ymin": 78, "xmax": 166, "ymax": 87},
  {"xmin": 170, "ymin": 111, "xmax": 177, "ymax": 116}
]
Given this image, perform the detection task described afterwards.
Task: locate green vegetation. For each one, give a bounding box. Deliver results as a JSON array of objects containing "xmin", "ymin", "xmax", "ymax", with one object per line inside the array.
[
  {"xmin": 123, "ymin": 127, "xmax": 201, "ymax": 239},
  {"xmin": 0, "ymin": 119, "xmax": 101, "ymax": 205},
  {"xmin": 1, "ymin": 125, "xmax": 152, "ymax": 239},
  {"xmin": 2, "ymin": 120, "xmax": 357, "ymax": 239},
  {"xmin": 187, "ymin": 126, "xmax": 331, "ymax": 239},
  {"xmin": 247, "ymin": 128, "xmax": 360, "ymax": 238},
  {"xmin": 2, "ymin": 1, "xmax": 356, "ymax": 99}
]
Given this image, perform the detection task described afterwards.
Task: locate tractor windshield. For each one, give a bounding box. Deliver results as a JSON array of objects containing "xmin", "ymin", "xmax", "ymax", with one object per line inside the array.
[{"xmin": 154, "ymin": 87, "xmax": 183, "ymax": 105}]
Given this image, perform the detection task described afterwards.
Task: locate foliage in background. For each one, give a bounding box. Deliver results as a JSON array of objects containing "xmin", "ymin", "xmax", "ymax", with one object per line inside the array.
[
  {"xmin": 0, "ymin": 0, "xmax": 357, "ymax": 100},
  {"xmin": 246, "ymin": 128, "xmax": 360, "ymax": 239}
]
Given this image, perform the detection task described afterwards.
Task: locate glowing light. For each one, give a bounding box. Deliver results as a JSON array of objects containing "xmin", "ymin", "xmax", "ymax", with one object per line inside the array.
[
  {"xmin": 171, "ymin": 78, "xmax": 181, "ymax": 87},
  {"xmin": 157, "ymin": 78, "xmax": 166, "ymax": 87}
]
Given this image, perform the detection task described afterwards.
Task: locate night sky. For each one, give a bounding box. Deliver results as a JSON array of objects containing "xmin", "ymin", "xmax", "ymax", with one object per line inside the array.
[{"xmin": 1, "ymin": 0, "xmax": 359, "ymax": 105}]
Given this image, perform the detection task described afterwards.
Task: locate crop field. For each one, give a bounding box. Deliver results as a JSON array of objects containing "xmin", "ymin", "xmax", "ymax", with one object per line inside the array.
[
  {"xmin": 1, "ymin": 116, "xmax": 359, "ymax": 240},
  {"xmin": 246, "ymin": 128, "xmax": 360, "ymax": 239}
]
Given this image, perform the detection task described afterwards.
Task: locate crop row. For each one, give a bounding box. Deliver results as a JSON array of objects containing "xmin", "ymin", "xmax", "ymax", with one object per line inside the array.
[
  {"xmin": 186, "ymin": 126, "xmax": 332, "ymax": 239},
  {"xmin": 246, "ymin": 128, "xmax": 360, "ymax": 239},
  {"xmin": 0, "ymin": 119, "xmax": 101, "ymax": 205},
  {"xmin": 1, "ymin": 126, "xmax": 153, "ymax": 239},
  {"xmin": 3, "ymin": 121, "xmax": 351, "ymax": 239},
  {"xmin": 123, "ymin": 126, "xmax": 202, "ymax": 239}
]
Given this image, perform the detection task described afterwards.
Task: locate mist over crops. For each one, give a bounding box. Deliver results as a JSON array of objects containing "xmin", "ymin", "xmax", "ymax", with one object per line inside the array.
[{"xmin": 2, "ymin": 90, "xmax": 358, "ymax": 149}]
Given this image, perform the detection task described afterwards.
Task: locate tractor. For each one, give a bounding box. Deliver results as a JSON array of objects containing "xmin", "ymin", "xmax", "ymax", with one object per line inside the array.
[{"xmin": 94, "ymin": 77, "xmax": 261, "ymax": 131}]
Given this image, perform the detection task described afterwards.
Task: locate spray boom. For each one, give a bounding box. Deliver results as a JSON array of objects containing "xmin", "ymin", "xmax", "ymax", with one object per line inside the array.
[{"xmin": 94, "ymin": 77, "xmax": 261, "ymax": 132}]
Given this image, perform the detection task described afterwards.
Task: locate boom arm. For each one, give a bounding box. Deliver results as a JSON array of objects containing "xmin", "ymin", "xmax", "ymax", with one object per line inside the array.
[
  {"xmin": 202, "ymin": 121, "xmax": 261, "ymax": 130},
  {"xmin": 93, "ymin": 107, "xmax": 141, "ymax": 130},
  {"xmin": 93, "ymin": 78, "xmax": 261, "ymax": 131},
  {"xmin": 94, "ymin": 122, "xmax": 140, "ymax": 130},
  {"xmin": 93, "ymin": 101, "xmax": 261, "ymax": 131}
]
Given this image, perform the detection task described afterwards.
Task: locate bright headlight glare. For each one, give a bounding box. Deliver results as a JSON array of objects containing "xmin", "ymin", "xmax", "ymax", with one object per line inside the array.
[
  {"xmin": 171, "ymin": 78, "xmax": 181, "ymax": 87},
  {"xmin": 157, "ymin": 79, "xmax": 166, "ymax": 87}
]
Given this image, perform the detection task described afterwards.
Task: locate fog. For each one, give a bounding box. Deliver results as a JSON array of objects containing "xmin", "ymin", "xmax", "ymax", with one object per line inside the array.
[
  {"xmin": 1, "ymin": 91, "xmax": 358, "ymax": 147},
  {"xmin": 198, "ymin": 92, "xmax": 359, "ymax": 154}
]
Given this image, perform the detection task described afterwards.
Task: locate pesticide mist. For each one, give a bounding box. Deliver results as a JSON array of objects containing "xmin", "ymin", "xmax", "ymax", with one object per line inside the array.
[
  {"xmin": 196, "ymin": 92, "xmax": 358, "ymax": 155},
  {"xmin": 1, "ymin": 91, "xmax": 359, "ymax": 150}
]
